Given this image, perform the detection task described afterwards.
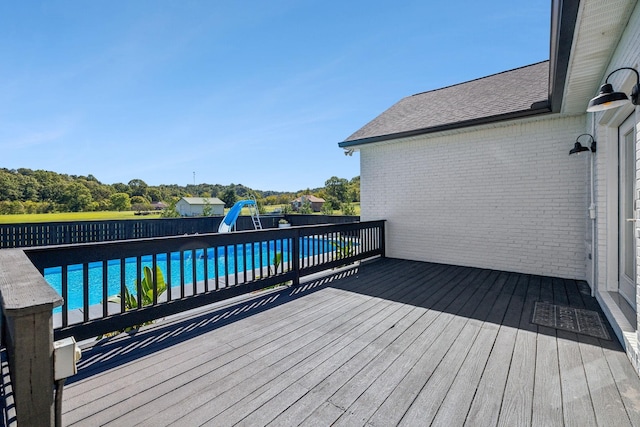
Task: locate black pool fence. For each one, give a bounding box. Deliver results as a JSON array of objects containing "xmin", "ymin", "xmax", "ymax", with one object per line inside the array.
[{"xmin": 0, "ymin": 215, "xmax": 359, "ymax": 249}]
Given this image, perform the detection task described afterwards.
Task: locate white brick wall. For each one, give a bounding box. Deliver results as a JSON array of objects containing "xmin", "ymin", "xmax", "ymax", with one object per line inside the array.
[
  {"xmin": 584, "ymin": 1, "xmax": 640, "ymax": 366},
  {"xmin": 359, "ymin": 114, "xmax": 587, "ymax": 279}
]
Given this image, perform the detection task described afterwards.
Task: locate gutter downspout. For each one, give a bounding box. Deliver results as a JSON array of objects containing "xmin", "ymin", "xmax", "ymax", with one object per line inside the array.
[{"xmin": 590, "ymin": 114, "xmax": 597, "ymax": 297}]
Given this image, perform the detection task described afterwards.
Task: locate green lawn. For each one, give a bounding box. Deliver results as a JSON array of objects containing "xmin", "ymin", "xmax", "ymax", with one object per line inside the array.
[
  {"xmin": 0, "ymin": 211, "xmax": 152, "ymax": 224},
  {"xmin": 0, "ymin": 203, "xmax": 361, "ymax": 224}
]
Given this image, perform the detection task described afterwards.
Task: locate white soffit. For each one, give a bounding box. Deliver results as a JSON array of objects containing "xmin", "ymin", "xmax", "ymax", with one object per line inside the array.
[{"xmin": 562, "ymin": 0, "xmax": 636, "ymax": 114}]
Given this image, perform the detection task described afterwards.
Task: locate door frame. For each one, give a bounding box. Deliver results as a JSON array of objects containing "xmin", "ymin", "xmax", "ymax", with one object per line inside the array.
[
  {"xmin": 618, "ymin": 113, "xmax": 637, "ymax": 307},
  {"xmin": 604, "ymin": 105, "xmax": 637, "ymax": 294}
]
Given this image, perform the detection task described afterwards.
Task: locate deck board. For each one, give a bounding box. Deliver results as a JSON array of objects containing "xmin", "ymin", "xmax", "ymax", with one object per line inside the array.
[
  {"xmin": 334, "ymin": 268, "xmax": 484, "ymax": 426},
  {"xmin": 140, "ymin": 262, "xmax": 432, "ymax": 426},
  {"xmin": 579, "ymin": 334, "xmax": 634, "ymax": 426},
  {"xmin": 557, "ymin": 328, "xmax": 598, "ymax": 426},
  {"xmin": 430, "ymin": 271, "xmax": 506, "ymax": 426},
  {"xmin": 498, "ymin": 274, "xmax": 538, "ymax": 427},
  {"xmin": 62, "ymin": 258, "xmax": 640, "ymax": 426},
  {"xmin": 464, "ymin": 272, "xmax": 521, "ymax": 426}
]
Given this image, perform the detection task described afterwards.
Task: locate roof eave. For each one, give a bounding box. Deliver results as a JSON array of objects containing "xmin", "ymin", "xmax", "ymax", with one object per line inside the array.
[
  {"xmin": 339, "ymin": 0, "xmax": 580, "ymax": 150},
  {"xmin": 548, "ymin": 0, "xmax": 581, "ymax": 113},
  {"xmin": 339, "ymin": 102, "xmax": 552, "ymax": 148}
]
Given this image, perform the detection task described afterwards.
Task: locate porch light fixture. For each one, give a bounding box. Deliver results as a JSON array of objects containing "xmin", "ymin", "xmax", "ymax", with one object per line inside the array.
[
  {"xmin": 587, "ymin": 67, "xmax": 640, "ymax": 112},
  {"xmin": 569, "ymin": 134, "xmax": 596, "ymax": 155}
]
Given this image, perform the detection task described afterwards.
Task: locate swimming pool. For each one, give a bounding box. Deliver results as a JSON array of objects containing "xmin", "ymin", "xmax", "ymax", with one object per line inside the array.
[{"xmin": 45, "ymin": 237, "xmax": 333, "ymax": 312}]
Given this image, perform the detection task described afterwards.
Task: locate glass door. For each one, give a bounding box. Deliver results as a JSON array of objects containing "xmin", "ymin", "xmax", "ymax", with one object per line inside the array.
[{"xmin": 619, "ymin": 113, "xmax": 637, "ymax": 308}]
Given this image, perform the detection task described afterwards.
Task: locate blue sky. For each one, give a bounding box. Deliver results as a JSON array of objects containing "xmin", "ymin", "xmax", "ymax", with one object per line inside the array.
[{"xmin": 1, "ymin": 1, "xmax": 550, "ymax": 192}]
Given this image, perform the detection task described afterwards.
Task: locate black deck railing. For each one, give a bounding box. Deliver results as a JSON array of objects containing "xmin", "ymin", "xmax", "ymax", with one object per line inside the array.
[{"xmin": 23, "ymin": 221, "xmax": 384, "ymax": 341}]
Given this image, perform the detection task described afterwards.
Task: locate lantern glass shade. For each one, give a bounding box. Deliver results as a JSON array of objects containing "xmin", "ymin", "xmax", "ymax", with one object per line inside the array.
[{"xmin": 586, "ymin": 83, "xmax": 631, "ymax": 112}]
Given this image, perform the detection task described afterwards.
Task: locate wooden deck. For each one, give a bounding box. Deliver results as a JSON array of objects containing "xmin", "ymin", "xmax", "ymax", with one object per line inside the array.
[{"xmin": 62, "ymin": 258, "xmax": 640, "ymax": 426}]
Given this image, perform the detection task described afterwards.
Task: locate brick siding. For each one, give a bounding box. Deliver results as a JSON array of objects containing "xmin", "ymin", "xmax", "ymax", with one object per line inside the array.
[{"xmin": 359, "ymin": 115, "xmax": 587, "ymax": 279}]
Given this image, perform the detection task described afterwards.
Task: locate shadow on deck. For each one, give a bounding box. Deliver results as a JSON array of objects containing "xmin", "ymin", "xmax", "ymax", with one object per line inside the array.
[{"xmin": 63, "ymin": 258, "xmax": 640, "ymax": 426}]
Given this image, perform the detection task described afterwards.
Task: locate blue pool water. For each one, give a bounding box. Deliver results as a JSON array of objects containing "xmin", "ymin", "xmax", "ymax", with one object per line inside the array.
[{"xmin": 45, "ymin": 237, "xmax": 333, "ymax": 312}]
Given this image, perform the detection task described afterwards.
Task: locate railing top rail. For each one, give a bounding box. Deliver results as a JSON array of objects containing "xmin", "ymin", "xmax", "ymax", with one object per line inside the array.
[
  {"xmin": 0, "ymin": 216, "xmax": 222, "ymax": 228},
  {"xmin": 0, "ymin": 249, "xmax": 63, "ymax": 312},
  {"xmin": 24, "ymin": 221, "xmax": 384, "ymax": 270}
]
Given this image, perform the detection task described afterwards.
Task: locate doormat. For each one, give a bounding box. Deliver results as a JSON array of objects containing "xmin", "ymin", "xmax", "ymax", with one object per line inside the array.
[{"xmin": 532, "ymin": 301, "xmax": 611, "ymax": 340}]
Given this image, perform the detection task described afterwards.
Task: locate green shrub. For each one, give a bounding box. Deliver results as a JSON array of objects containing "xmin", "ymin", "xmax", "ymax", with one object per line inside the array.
[
  {"xmin": 341, "ymin": 202, "xmax": 356, "ymax": 216},
  {"xmin": 99, "ymin": 266, "xmax": 167, "ymax": 338}
]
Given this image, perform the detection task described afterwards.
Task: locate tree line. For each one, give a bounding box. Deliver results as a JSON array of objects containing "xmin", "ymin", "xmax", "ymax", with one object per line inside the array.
[{"xmin": 0, "ymin": 168, "xmax": 359, "ymax": 215}]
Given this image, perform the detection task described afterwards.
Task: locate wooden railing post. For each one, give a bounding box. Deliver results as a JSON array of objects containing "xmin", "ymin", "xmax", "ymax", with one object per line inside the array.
[
  {"xmin": 0, "ymin": 249, "xmax": 63, "ymax": 427},
  {"xmin": 291, "ymin": 230, "xmax": 300, "ymax": 286},
  {"xmin": 380, "ymin": 221, "xmax": 386, "ymax": 258}
]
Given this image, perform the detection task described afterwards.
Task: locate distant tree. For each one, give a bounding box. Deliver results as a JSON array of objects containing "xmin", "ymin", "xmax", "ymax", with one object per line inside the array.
[
  {"xmin": 160, "ymin": 198, "xmax": 180, "ymax": 218},
  {"xmin": 321, "ymin": 202, "xmax": 333, "ymax": 215},
  {"xmin": 95, "ymin": 199, "xmax": 112, "ymax": 211},
  {"xmin": 34, "ymin": 170, "xmax": 66, "ymax": 203},
  {"xmin": 264, "ymin": 195, "xmax": 278, "ymax": 205},
  {"xmin": 83, "ymin": 180, "xmax": 113, "ymax": 204},
  {"xmin": 128, "ymin": 179, "xmax": 148, "ymax": 197},
  {"xmin": 17, "ymin": 175, "xmax": 41, "ymax": 201},
  {"xmin": 325, "ymin": 196, "xmax": 340, "ymax": 210},
  {"xmin": 132, "ymin": 203, "xmax": 151, "ymax": 213},
  {"xmin": 0, "ymin": 170, "xmax": 20, "ymax": 201},
  {"xmin": 16, "ymin": 167, "xmax": 34, "ymax": 176},
  {"xmin": 220, "ymin": 188, "xmax": 237, "ymax": 208},
  {"xmin": 60, "ymin": 182, "xmax": 93, "ymax": 212},
  {"xmin": 112, "ymin": 182, "xmax": 130, "ymax": 194},
  {"xmin": 147, "ymin": 188, "xmax": 162, "ymax": 202},
  {"xmin": 130, "ymin": 195, "xmax": 152, "ymax": 213},
  {"xmin": 110, "ymin": 193, "xmax": 131, "ymax": 211},
  {"xmin": 341, "ymin": 202, "xmax": 356, "ymax": 216},
  {"xmin": 276, "ymin": 194, "xmax": 293, "ymax": 205},
  {"xmin": 256, "ymin": 199, "xmax": 266, "ymax": 215},
  {"xmin": 299, "ymin": 198, "xmax": 313, "ymax": 214},
  {"xmin": 23, "ymin": 200, "xmax": 39, "ymax": 214},
  {"xmin": 0, "ymin": 201, "xmax": 24, "ymax": 214},
  {"xmin": 0, "ymin": 167, "xmax": 362, "ymax": 216},
  {"xmin": 325, "ymin": 176, "xmax": 349, "ymax": 204},
  {"xmin": 347, "ymin": 176, "xmax": 360, "ymax": 202},
  {"xmin": 202, "ymin": 198, "xmax": 213, "ymax": 216}
]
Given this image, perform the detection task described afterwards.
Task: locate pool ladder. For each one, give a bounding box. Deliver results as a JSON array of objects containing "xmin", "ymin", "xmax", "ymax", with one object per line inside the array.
[{"xmin": 248, "ymin": 196, "xmax": 262, "ymax": 230}]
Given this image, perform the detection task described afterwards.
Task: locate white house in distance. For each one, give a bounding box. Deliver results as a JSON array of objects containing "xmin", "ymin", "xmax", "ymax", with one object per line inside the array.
[
  {"xmin": 340, "ymin": 0, "xmax": 640, "ymax": 372},
  {"xmin": 176, "ymin": 197, "xmax": 225, "ymax": 217}
]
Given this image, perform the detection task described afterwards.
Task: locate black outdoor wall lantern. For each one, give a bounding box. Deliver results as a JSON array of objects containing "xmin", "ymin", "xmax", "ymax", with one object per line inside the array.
[
  {"xmin": 569, "ymin": 134, "xmax": 596, "ymax": 155},
  {"xmin": 587, "ymin": 67, "xmax": 640, "ymax": 112}
]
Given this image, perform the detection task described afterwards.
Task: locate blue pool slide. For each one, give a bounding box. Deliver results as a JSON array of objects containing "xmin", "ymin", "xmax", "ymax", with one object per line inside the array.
[{"xmin": 218, "ymin": 200, "xmax": 257, "ymax": 233}]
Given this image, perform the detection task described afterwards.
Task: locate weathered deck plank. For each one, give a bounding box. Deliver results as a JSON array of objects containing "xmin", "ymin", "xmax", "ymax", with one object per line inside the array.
[
  {"xmin": 66, "ymin": 288, "xmax": 358, "ymax": 422},
  {"xmin": 558, "ymin": 330, "xmax": 598, "ymax": 426},
  {"xmin": 464, "ymin": 272, "xmax": 522, "ymax": 426},
  {"xmin": 329, "ymin": 267, "xmax": 485, "ymax": 426},
  {"xmin": 580, "ymin": 334, "xmax": 635, "ymax": 426},
  {"xmin": 134, "ymin": 260, "xmax": 437, "ymax": 427},
  {"xmin": 498, "ymin": 274, "xmax": 538, "ymax": 427},
  {"xmin": 332, "ymin": 269, "xmax": 492, "ymax": 426},
  {"xmin": 61, "ymin": 258, "xmax": 640, "ymax": 426},
  {"xmin": 214, "ymin": 266, "xmax": 474, "ymax": 426},
  {"xmin": 429, "ymin": 271, "xmax": 507, "ymax": 426},
  {"xmin": 106, "ymin": 265, "xmax": 412, "ymax": 426},
  {"xmin": 394, "ymin": 270, "xmax": 503, "ymax": 426}
]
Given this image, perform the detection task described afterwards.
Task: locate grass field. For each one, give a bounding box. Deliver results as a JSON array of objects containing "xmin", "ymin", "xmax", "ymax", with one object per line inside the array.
[
  {"xmin": 0, "ymin": 211, "xmax": 149, "ymax": 224},
  {"xmin": 0, "ymin": 203, "xmax": 361, "ymax": 224}
]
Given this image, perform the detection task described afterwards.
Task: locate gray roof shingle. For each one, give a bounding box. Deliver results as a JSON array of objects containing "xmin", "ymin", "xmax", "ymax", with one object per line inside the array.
[
  {"xmin": 181, "ymin": 197, "xmax": 225, "ymax": 205},
  {"xmin": 341, "ymin": 61, "xmax": 550, "ymax": 147}
]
